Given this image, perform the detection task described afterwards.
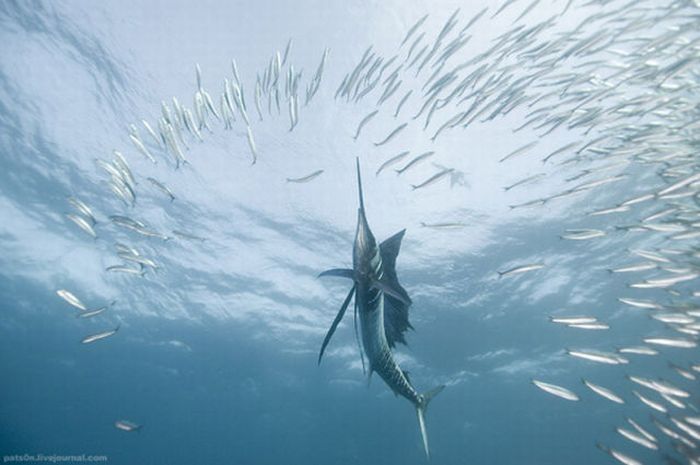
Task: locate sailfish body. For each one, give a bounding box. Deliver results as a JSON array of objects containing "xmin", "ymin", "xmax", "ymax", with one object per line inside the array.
[{"xmin": 318, "ymin": 158, "xmax": 444, "ymax": 459}]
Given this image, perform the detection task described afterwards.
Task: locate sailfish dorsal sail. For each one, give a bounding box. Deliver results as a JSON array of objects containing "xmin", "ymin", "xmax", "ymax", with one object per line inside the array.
[{"xmin": 379, "ymin": 229, "xmax": 413, "ymax": 347}]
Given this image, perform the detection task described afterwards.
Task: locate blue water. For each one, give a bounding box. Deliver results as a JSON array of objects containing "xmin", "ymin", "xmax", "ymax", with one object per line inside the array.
[{"xmin": 1, "ymin": 1, "xmax": 698, "ymax": 464}]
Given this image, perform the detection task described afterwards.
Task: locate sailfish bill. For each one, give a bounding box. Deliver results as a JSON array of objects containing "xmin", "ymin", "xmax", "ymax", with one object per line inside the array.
[{"xmin": 318, "ymin": 157, "xmax": 444, "ymax": 459}]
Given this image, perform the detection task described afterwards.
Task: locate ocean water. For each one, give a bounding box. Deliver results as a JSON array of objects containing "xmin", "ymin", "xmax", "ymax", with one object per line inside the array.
[{"xmin": 1, "ymin": 1, "xmax": 698, "ymax": 464}]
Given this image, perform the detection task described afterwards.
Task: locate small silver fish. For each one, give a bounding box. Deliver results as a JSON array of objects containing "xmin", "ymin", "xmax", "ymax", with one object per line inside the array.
[
  {"xmin": 195, "ymin": 63, "xmax": 203, "ymax": 90},
  {"xmin": 376, "ymin": 151, "xmax": 410, "ymax": 176},
  {"xmin": 503, "ymin": 173, "xmax": 545, "ymax": 191},
  {"xmin": 668, "ymin": 417, "xmax": 700, "ymax": 441},
  {"xmin": 353, "ymin": 110, "xmax": 378, "ymax": 140},
  {"xmin": 499, "ymin": 140, "xmax": 538, "ymax": 163},
  {"xmin": 549, "ymin": 316, "xmax": 597, "ymax": 325},
  {"xmin": 617, "ymin": 346, "xmax": 658, "ymax": 356},
  {"xmin": 374, "ymin": 123, "xmax": 408, "ymax": 146},
  {"xmin": 513, "ymin": 0, "xmax": 541, "ymax": 23},
  {"xmin": 608, "ymin": 262, "xmax": 657, "ymax": 273},
  {"xmin": 642, "ymin": 208, "xmax": 677, "ymax": 223},
  {"xmin": 571, "ymin": 174, "xmax": 627, "ymax": 193},
  {"xmin": 147, "ymin": 177, "xmax": 175, "ymax": 202},
  {"xmin": 202, "ymin": 90, "xmax": 219, "ymax": 120},
  {"xmin": 77, "ymin": 299, "xmax": 116, "ymax": 319},
  {"xmin": 628, "ymin": 376, "xmax": 689, "ymax": 398},
  {"xmin": 588, "ymin": 205, "xmax": 630, "ymax": 216},
  {"xmin": 173, "ymin": 230, "xmax": 206, "ymax": 242},
  {"xmin": 231, "ymin": 59, "xmax": 242, "ymax": 88},
  {"xmin": 651, "ymin": 418, "xmax": 690, "ymax": 446},
  {"xmin": 115, "ymin": 420, "xmax": 141, "ymax": 432},
  {"xmin": 81, "ymin": 325, "xmax": 120, "ymax": 344},
  {"xmin": 95, "ymin": 158, "xmax": 122, "ymax": 179},
  {"xmin": 669, "ymin": 364, "xmax": 696, "ymax": 381},
  {"xmin": 596, "ymin": 443, "xmax": 643, "ymax": 465},
  {"xmin": 582, "ymin": 379, "xmax": 624, "ymax": 404},
  {"xmin": 106, "ymin": 265, "xmax": 146, "ymax": 276},
  {"xmin": 631, "ymin": 273, "xmax": 699, "ymax": 289},
  {"xmin": 497, "ymin": 263, "xmax": 544, "ymax": 278},
  {"xmin": 643, "ymin": 337, "xmax": 697, "ymax": 349},
  {"xmin": 420, "ymin": 221, "xmax": 465, "ymax": 229},
  {"xmin": 129, "ymin": 134, "xmax": 157, "ymax": 164},
  {"xmin": 286, "ymin": 170, "xmax": 324, "ymax": 183},
  {"xmin": 394, "ymin": 90, "xmax": 413, "ymax": 118},
  {"xmin": 395, "ymin": 151, "xmax": 435, "ymax": 175},
  {"xmin": 412, "ymin": 168, "xmax": 454, "ymax": 190},
  {"xmin": 491, "ymin": 0, "xmax": 517, "ymax": 18},
  {"xmin": 630, "ymin": 249, "xmax": 670, "ymax": 263},
  {"xmin": 657, "ymin": 172, "xmax": 700, "ymax": 196},
  {"xmin": 566, "ymin": 349, "xmax": 628, "ymax": 365},
  {"xmin": 110, "ymin": 215, "xmax": 146, "ymax": 229},
  {"xmin": 651, "ymin": 313, "xmax": 694, "ymax": 325},
  {"xmin": 661, "ymin": 393, "xmax": 686, "ymax": 409},
  {"xmin": 400, "ymin": 14, "xmax": 429, "ymax": 47},
  {"xmin": 620, "ymin": 193, "xmax": 655, "ymax": 207},
  {"xmin": 617, "ymin": 298, "xmax": 663, "ymax": 310},
  {"xmin": 542, "ymin": 141, "xmax": 579, "ymax": 164},
  {"xmin": 67, "ymin": 197, "xmax": 97, "ymax": 225},
  {"xmin": 112, "ymin": 151, "xmax": 136, "ymax": 187},
  {"xmin": 509, "ymin": 198, "xmax": 545, "ymax": 209},
  {"xmin": 115, "ymin": 242, "xmax": 139, "ymax": 256},
  {"xmin": 142, "ymin": 119, "xmax": 162, "ymax": 147},
  {"xmin": 182, "ymin": 108, "xmax": 202, "ymax": 141},
  {"xmin": 118, "ymin": 253, "xmax": 159, "ymax": 271},
  {"xmin": 643, "ymin": 223, "xmax": 685, "ymax": 233},
  {"xmin": 57, "ymin": 289, "xmax": 87, "ymax": 311},
  {"xmin": 246, "ymin": 127, "xmax": 258, "ymax": 165},
  {"xmin": 626, "ymin": 418, "xmax": 657, "ymax": 444},
  {"xmin": 531, "ymin": 379, "xmax": 579, "ymax": 401},
  {"xmin": 254, "ymin": 80, "xmax": 264, "ymax": 121},
  {"xmin": 133, "ymin": 226, "xmax": 170, "ymax": 241},
  {"xmin": 108, "ymin": 179, "xmax": 134, "ymax": 207},
  {"xmin": 560, "ymin": 229, "xmax": 606, "ymax": 240},
  {"xmin": 568, "ymin": 322, "xmax": 609, "ymax": 330},
  {"xmin": 65, "ymin": 214, "xmax": 97, "ymax": 239},
  {"xmin": 633, "ymin": 391, "xmax": 667, "ymax": 413},
  {"xmin": 76, "ymin": 305, "xmax": 111, "ymax": 319}
]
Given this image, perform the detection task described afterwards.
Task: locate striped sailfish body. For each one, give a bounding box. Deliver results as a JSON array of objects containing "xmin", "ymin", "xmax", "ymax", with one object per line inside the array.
[{"xmin": 317, "ymin": 158, "xmax": 445, "ymax": 459}]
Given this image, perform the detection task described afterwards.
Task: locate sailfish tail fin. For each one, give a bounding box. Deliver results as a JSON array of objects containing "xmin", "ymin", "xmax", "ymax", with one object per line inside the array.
[{"xmin": 416, "ymin": 385, "xmax": 445, "ymax": 460}]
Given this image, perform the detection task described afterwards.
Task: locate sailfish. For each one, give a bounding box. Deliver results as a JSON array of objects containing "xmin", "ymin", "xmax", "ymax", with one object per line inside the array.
[{"xmin": 318, "ymin": 157, "xmax": 445, "ymax": 459}]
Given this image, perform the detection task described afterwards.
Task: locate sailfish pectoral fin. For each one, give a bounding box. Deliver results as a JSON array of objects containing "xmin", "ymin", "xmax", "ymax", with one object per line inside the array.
[
  {"xmin": 318, "ymin": 284, "xmax": 356, "ymax": 365},
  {"xmin": 371, "ymin": 279, "xmax": 411, "ymax": 307},
  {"xmin": 318, "ymin": 268, "xmax": 354, "ymax": 279}
]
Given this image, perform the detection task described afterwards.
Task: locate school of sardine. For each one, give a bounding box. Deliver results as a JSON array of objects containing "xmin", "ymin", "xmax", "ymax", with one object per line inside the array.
[{"xmin": 48, "ymin": 1, "xmax": 700, "ymax": 461}]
